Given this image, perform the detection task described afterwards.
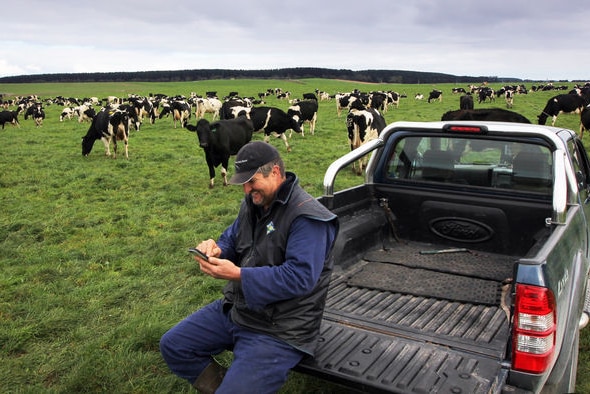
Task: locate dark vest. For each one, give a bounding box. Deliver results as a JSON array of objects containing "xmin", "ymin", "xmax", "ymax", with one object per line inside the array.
[{"xmin": 223, "ymin": 172, "xmax": 338, "ymax": 355}]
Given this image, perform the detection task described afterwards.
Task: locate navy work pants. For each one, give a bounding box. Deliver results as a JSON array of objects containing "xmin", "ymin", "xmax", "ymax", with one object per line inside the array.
[{"xmin": 160, "ymin": 299, "xmax": 305, "ymax": 393}]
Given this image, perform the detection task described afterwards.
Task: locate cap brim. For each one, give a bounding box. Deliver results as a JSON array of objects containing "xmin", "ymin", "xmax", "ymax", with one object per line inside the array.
[{"xmin": 228, "ymin": 169, "xmax": 258, "ymax": 185}]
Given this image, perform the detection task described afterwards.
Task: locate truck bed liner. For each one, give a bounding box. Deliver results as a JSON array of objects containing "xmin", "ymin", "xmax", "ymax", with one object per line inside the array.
[{"xmin": 297, "ymin": 241, "xmax": 513, "ymax": 393}]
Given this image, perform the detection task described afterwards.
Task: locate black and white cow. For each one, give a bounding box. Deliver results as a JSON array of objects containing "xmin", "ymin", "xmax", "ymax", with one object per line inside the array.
[
  {"xmin": 75, "ymin": 104, "xmax": 96, "ymax": 123},
  {"xmin": 346, "ymin": 102, "xmax": 386, "ymax": 175},
  {"xmin": 336, "ymin": 93, "xmax": 359, "ymax": 117},
  {"xmin": 170, "ymin": 100, "xmax": 191, "ymax": 128},
  {"xmin": 31, "ymin": 103, "xmax": 45, "ymax": 127},
  {"xmin": 441, "ymin": 108, "xmax": 531, "ymax": 123},
  {"xmin": 236, "ymin": 106, "xmax": 301, "ymax": 152},
  {"xmin": 427, "ymin": 89, "xmax": 443, "ymax": 103},
  {"xmin": 537, "ymin": 94, "xmax": 587, "ymax": 126},
  {"xmin": 185, "ymin": 116, "xmax": 254, "ymax": 188},
  {"xmin": 0, "ymin": 110, "xmax": 19, "ymax": 128},
  {"xmin": 477, "ymin": 87, "xmax": 495, "ymax": 104},
  {"xmin": 23, "ymin": 103, "xmax": 45, "ymax": 127},
  {"xmin": 287, "ymin": 99, "xmax": 318, "ymax": 137},
  {"xmin": 60, "ymin": 107, "xmax": 75, "ymax": 121},
  {"xmin": 459, "ymin": 94, "xmax": 474, "ymax": 110},
  {"xmin": 131, "ymin": 97, "xmax": 157, "ymax": 126},
  {"xmin": 505, "ymin": 90, "xmax": 514, "ymax": 109},
  {"xmin": 82, "ymin": 108, "xmax": 130, "ymax": 158}
]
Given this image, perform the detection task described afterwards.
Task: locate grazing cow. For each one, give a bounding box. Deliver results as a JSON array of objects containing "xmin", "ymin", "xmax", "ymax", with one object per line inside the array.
[
  {"xmin": 170, "ymin": 100, "xmax": 191, "ymax": 128},
  {"xmin": 452, "ymin": 87, "xmax": 467, "ymax": 94},
  {"xmin": 580, "ymin": 106, "xmax": 590, "ymax": 138},
  {"xmin": 346, "ymin": 102, "xmax": 387, "ymax": 175},
  {"xmin": 185, "ymin": 117, "xmax": 254, "ymax": 188},
  {"xmin": 60, "ymin": 107, "xmax": 75, "ymax": 121},
  {"xmin": 459, "ymin": 94, "xmax": 474, "ymax": 110},
  {"xmin": 287, "ymin": 99, "xmax": 318, "ymax": 137},
  {"xmin": 427, "ymin": 90, "xmax": 443, "ymax": 103},
  {"xmin": 415, "ymin": 93, "xmax": 424, "ymax": 100},
  {"xmin": 82, "ymin": 108, "xmax": 130, "ymax": 158},
  {"xmin": 441, "ymin": 108, "xmax": 531, "ymax": 123},
  {"xmin": 537, "ymin": 94, "xmax": 587, "ymax": 126},
  {"xmin": 0, "ymin": 110, "xmax": 20, "ymax": 128}
]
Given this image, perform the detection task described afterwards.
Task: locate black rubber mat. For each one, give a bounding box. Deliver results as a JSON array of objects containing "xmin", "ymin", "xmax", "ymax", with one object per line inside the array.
[
  {"xmin": 347, "ymin": 262, "xmax": 502, "ymax": 305},
  {"xmin": 363, "ymin": 243, "xmax": 514, "ymax": 282}
]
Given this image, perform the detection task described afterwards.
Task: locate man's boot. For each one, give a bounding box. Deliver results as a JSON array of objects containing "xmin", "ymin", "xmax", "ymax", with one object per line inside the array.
[{"xmin": 193, "ymin": 360, "xmax": 227, "ymax": 394}]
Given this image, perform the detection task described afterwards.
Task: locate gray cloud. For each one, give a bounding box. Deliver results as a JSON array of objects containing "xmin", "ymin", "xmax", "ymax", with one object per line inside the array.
[{"xmin": 1, "ymin": 0, "xmax": 588, "ymax": 80}]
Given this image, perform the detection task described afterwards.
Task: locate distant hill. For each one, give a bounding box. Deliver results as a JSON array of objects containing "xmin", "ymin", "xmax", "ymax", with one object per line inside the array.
[{"xmin": 0, "ymin": 67, "xmax": 527, "ymax": 84}]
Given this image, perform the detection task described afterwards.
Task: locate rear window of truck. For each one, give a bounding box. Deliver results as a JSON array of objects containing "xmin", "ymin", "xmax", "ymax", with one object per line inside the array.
[{"xmin": 382, "ymin": 136, "xmax": 553, "ymax": 195}]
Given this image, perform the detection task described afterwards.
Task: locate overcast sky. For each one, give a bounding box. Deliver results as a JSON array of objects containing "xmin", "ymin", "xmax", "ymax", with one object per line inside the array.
[{"xmin": 1, "ymin": 0, "xmax": 587, "ymax": 81}]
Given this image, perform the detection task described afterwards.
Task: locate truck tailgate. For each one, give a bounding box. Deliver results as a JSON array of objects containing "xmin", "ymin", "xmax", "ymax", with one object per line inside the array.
[{"xmin": 297, "ymin": 243, "xmax": 513, "ymax": 393}]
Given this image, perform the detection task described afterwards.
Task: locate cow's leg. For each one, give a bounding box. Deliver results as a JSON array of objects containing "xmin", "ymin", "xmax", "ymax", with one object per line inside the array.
[
  {"xmin": 552, "ymin": 115, "xmax": 557, "ymax": 126},
  {"xmin": 221, "ymin": 167, "xmax": 228, "ymax": 186},
  {"xmin": 101, "ymin": 137, "xmax": 112, "ymax": 156},
  {"xmin": 207, "ymin": 163, "xmax": 216, "ymax": 189},
  {"xmin": 272, "ymin": 132, "xmax": 291, "ymax": 152}
]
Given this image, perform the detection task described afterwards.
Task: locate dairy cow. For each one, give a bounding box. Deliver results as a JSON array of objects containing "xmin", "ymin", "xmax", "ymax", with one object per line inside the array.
[
  {"xmin": 537, "ymin": 94, "xmax": 587, "ymax": 126},
  {"xmin": 459, "ymin": 94, "xmax": 474, "ymax": 110},
  {"xmin": 427, "ymin": 90, "xmax": 443, "ymax": 103},
  {"xmin": 287, "ymin": 99, "xmax": 318, "ymax": 137},
  {"xmin": 185, "ymin": 117, "xmax": 254, "ymax": 188},
  {"xmin": 0, "ymin": 110, "xmax": 19, "ymax": 128},
  {"xmin": 346, "ymin": 101, "xmax": 386, "ymax": 175},
  {"xmin": 441, "ymin": 108, "xmax": 531, "ymax": 123},
  {"xmin": 82, "ymin": 108, "xmax": 130, "ymax": 158}
]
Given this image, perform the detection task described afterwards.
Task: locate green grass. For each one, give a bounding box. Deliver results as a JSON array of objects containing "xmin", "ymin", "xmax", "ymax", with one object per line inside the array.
[{"xmin": 1, "ymin": 78, "xmax": 588, "ymax": 393}]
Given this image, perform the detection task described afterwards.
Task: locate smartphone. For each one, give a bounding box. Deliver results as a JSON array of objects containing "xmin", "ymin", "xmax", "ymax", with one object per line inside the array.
[{"xmin": 188, "ymin": 247, "xmax": 209, "ymax": 261}]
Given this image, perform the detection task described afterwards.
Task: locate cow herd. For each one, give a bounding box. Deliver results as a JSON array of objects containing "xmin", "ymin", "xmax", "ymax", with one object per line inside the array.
[{"xmin": 2, "ymin": 81, "xmax": 590, "ymax": 186}]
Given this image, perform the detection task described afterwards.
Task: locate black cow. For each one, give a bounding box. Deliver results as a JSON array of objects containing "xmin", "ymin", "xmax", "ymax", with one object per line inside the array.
[
  {"xmin": 537, "ymin": 94, "xmax": 587, "ymax": 126},
  {"xmin": 0, "ymin": 110, "xmax": 19, "ymax": 128},
  {"xmin": 580, "ymin": 106, "xmax": 590, "ymax": 138},
  {"xmin": 82, "ymin": 108, "xmax": 130, "ymax": 158},
  {"xmin": 459, "ymin": 94, "xmax": 474, "ymax": 110},
  {"xmin": 441, "ymin": 108, "xmax": 531, "ymax": 123},
  {"xmin": 240, "ymin": 106, "xmax": 301, "ymax": 152},
  {"xmin": 427, "ymin": 90, "xmax": 443, "ymax": 103},
  {"xmin": 346, "ymin": 102, "xmax": 386, "ymax": 175},
  {"xmin": 287, "ymin": 100, "xmax": 318, "ymax": 137},
  {"xmin": 185, "ymin": 117, "xmax": 254, "ymax": 188}
]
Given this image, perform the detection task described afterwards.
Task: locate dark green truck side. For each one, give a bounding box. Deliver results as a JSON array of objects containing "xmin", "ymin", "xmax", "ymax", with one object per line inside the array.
[{"xmin": 297, "ymin": 121, "xmax": 590, "ymax": 393}]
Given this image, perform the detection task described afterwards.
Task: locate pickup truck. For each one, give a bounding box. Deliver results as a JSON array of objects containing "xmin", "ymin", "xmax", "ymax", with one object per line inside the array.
[{"xmin": 296, "ymin": 121, "xmax": 590, "ymax": 393}]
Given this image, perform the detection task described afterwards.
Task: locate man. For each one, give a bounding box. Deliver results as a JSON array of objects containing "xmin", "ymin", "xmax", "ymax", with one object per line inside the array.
[{"xmin": 160, "ymin": 141, "xmax": 339, "ymax": 393}]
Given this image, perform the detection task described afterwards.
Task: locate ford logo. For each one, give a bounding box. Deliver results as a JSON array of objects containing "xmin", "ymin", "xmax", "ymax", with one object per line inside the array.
[{"xmin": 429, "ymin": 217, "xmax": 494, "ymax": 243}]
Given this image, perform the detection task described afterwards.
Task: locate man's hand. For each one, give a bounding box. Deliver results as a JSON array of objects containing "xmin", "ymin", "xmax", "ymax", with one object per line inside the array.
[
  {"xmin": 198, "ymin": 257, "xmax": 241, "ymax": 281},
  {"xmin": 192, "ymin": 239, "xmax": 240, "ymax": 281}
]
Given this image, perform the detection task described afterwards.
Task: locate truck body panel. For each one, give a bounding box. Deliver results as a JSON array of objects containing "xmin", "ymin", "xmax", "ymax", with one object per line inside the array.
[{"xmin": 297, "ymin": 121, "xmax": 590, "ymax": 393}]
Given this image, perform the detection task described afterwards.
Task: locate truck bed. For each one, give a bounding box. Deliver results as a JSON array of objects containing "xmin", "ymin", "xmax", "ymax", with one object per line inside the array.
[{"xmin": 297, "ymin": 240, "xmax": 514, "ymax": 393}]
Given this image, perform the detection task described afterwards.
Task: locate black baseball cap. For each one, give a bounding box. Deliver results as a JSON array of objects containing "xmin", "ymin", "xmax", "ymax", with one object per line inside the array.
[{"xmin": 229, "ymin": 141, "xmax": 280, "ymax": 185}]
